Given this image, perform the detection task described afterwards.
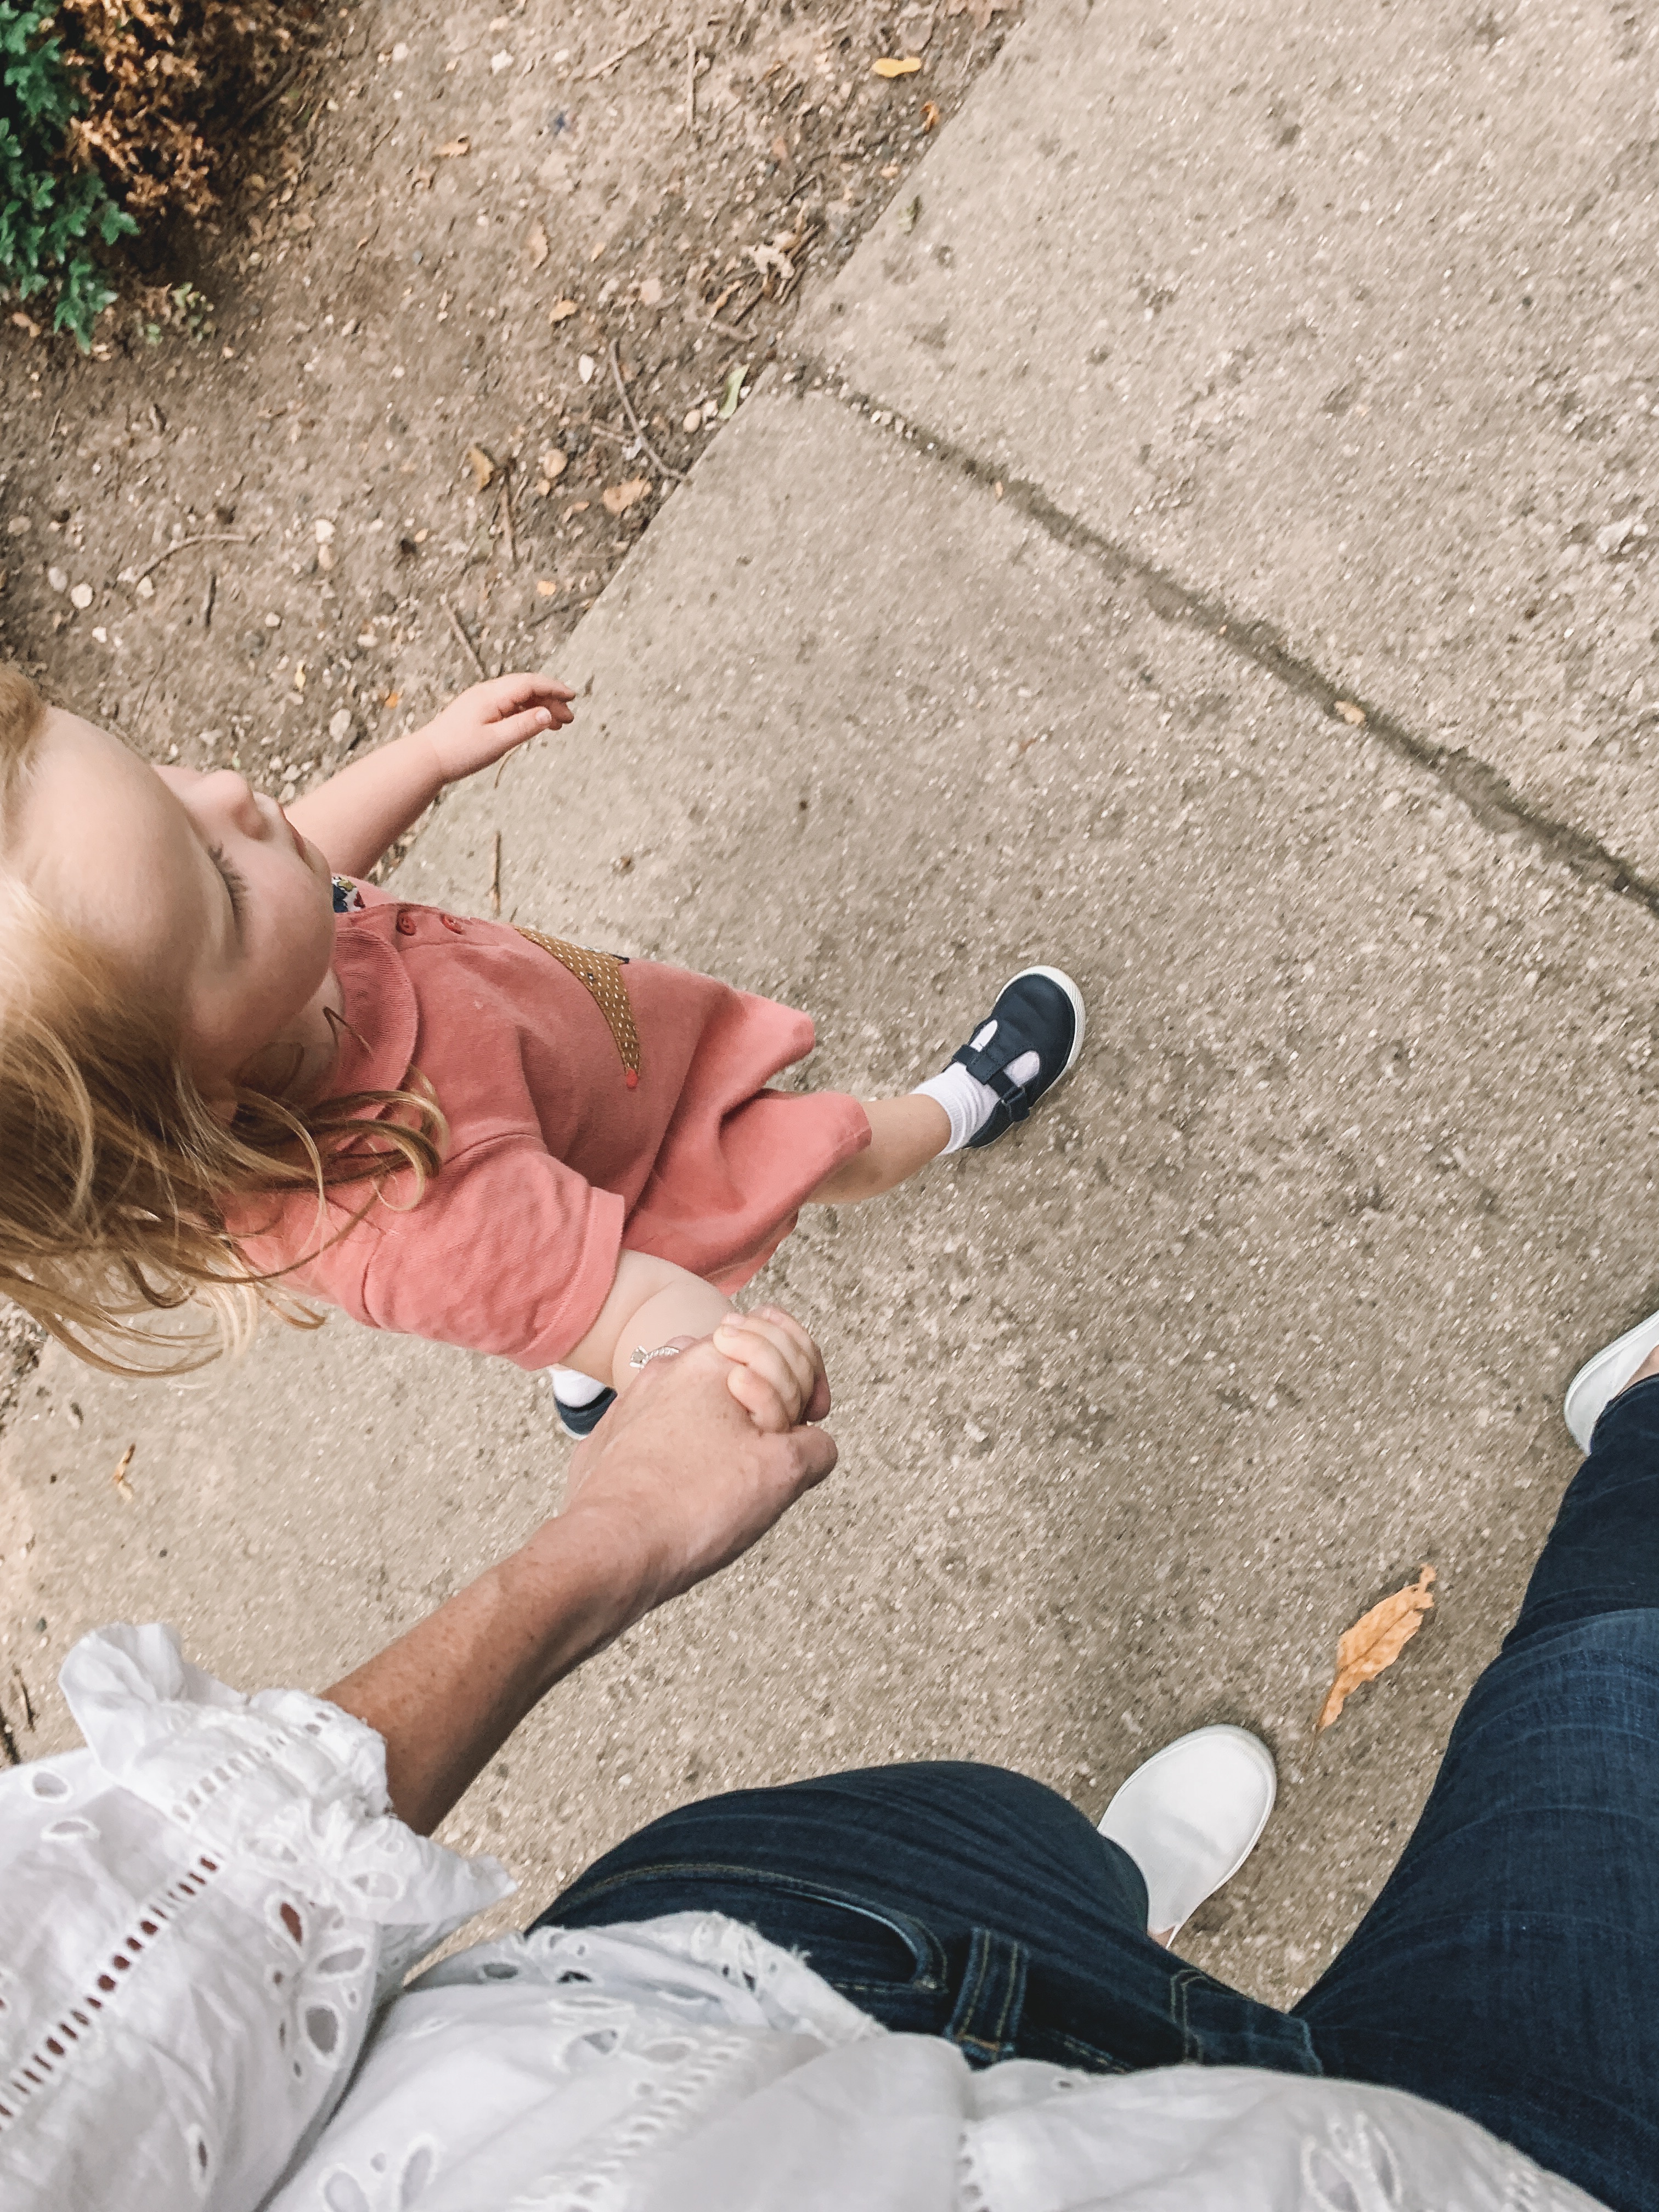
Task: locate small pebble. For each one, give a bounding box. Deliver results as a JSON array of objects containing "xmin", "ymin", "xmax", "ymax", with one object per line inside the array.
[
  {"xmin": 136, "ymin": 576, "xmax": 155, "ymax": 600},
  {"xmin": 315, "ymin": 518, "xmax": 335, "ymax": 544},
  {"xmin": 46, "ymin": 565, "xmax": 67, "ymax": 592},
  {"xmin": 329, "ymin": 708, "xmax": 353, "ymax": 742},
  {"xmin": 683, "ymin": 407, "xmax": 701, "ymax": 431},
  {"xmin": 70, "ymin": 583, "xmax": 93, "ymax": 610},
  {"xmin": 578, "ymin": 354, "xmax": 597, "ymax": 383}
]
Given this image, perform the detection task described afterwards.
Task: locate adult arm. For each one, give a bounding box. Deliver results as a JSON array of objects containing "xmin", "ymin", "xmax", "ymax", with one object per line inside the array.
[
  {"xmin": 324, "ymin": 1313, "xmax": 835, "ymax": 1833},
  {"xmin": 287, "ymin": 673, "xmax": 574, "ymax": 877}
]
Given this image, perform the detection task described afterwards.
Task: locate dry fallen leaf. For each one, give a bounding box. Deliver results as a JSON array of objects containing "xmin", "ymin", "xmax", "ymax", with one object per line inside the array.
[
  {"xmin": 718, "ymin": 363, "xmax": 747, "ymax": 418},
  {"xmin": 1318, "ymin": 1565, "xmax": 1436, "ymax": 1730},
  {"xmin": 382, "ymin": 690, "xmax": 401, "ymax": 711},
  {"xmin": 539, "ymin": 447, "xmax": 568, "ymax": 483},
  {"xmin": 602, "ymin": 477, "xmax": 651, "ymax": 515},
  {"xmin": 111, "ymin": 1444, "xmax": 136, "ymax": 1502},
  {"xmin": 527, "ymin": 223, "xmax": 549, "ymax": 268},
  {"xmin": 1334, "ymin": 699, "xmax": 1367, "ymax": 726},
  {"xmin": 922, "ymin": 99, "xmax": 941, "ymax": 131},
  {"xmin": 873, "ymin": 54, "xmax": 923, "ymax": 76},
  {"xmin": 437, "ymin": 137, "xmax": 470, "ymax": 157},
  {"xmin": 751, "ymin": 241, "xmax": 794, "ymax": 284},
  {"xmin": 549, "ymin": 298, "xmax": 580, "ymax": 323},
  {"xmin": 466, "ymin": 444, "xmax": 496, "ymax": 490},
  {"xmin": 536, "ymin": 578, "xmax": 559, "ymax": 596}
]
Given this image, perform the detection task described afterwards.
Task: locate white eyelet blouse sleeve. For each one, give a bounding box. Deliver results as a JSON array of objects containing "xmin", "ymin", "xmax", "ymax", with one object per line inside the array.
[{"xmin": 0, "ymin": 1623, "xmax": 512, "ymax": 2212}]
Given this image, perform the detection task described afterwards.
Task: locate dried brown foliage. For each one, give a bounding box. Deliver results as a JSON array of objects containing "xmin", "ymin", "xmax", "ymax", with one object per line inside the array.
[{"xmin": 54, "ymin": 1, "xmax": 294, "ymax": 222}]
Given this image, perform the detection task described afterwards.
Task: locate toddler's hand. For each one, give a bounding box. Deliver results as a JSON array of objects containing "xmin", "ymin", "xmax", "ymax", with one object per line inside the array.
[
  {"xmin": 419, "ymin": 673, "xmax": 575, "ymax": 783},
  {"xmin": 712, "ymin": 1306, "xmax": 832, "ymax": 1435}
]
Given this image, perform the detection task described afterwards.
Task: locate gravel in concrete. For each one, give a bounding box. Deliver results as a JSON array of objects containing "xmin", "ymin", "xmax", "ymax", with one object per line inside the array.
[{"xmin": 807, "ymin": 0, "xmax": 1659, "ymax": 890}]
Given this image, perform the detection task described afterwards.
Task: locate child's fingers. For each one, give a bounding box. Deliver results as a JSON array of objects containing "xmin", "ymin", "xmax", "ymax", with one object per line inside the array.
[
  {"xmin": 714, "ymin": 1327, "xmax": 806, "ymax": 1423},
  {"xmin": 714, "ymin": 1310, "xmax": 816, "ymax": 1406},
  {"xmin": 725, "ymin": 1364, "xmax": 792, "ymax": 1433},
  {"xmin": 713, "ymin": 1324, "xmax": 812, "ymax": 1423},
  {"xmin": 492, "ymin": 707, "xmax": 565, "ymax": 751},
  {"xmin": 475, "ymin": 672, "xmax": 577, "ymax": 713}
]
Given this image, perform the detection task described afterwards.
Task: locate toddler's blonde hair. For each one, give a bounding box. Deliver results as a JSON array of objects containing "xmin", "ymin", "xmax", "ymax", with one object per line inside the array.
[{"xmin": 0, "ymin": 665, "xmax": 445, "ymax": 1374}]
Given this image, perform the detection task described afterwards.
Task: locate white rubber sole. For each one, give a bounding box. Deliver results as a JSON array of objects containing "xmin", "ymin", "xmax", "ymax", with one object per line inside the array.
[
  {"xmin": 1564, "ymin": 1307, "xmax": 1659, "ymax": 1452},
  {"xmin": 1001, "ymin": 963, "xmax": 1086, "ymax": 1084}
]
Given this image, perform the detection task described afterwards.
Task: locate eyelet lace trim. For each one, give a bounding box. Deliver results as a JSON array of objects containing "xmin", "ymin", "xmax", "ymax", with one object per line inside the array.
[{"xmin": 0, "ymin": 1849, "xmax": 222, "ymax": 2130}]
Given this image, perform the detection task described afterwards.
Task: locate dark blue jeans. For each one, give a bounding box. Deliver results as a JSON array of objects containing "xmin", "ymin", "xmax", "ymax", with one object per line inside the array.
[{"xmin": 536, "ymin": 1378, "xmax": 1659, "ymax": 2212}]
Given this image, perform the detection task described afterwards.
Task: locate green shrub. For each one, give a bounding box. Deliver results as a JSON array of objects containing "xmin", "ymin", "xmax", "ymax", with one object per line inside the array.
[{"xmin": 1, "ymin": 3, "xmax": 137, "ymax": 347}]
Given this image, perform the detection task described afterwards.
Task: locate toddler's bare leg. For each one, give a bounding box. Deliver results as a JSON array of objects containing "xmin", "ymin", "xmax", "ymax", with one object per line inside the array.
[{"xmin": 807, "ymin": 1095, "xmax": 950, "ymax": 1206}]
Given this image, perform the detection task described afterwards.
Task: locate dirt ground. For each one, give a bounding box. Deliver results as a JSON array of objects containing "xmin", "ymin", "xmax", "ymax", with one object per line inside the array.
[
  {"xmin": 1, "ymin": 0, "xmax": 1012, "ymax": 724},
  {"xmin": 0, "ymin": 0, "xmax": 1012, "ymax": 1407}
]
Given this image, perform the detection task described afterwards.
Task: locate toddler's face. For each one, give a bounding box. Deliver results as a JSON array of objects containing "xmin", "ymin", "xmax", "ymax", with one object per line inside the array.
[{"xmin": 12, "ymin": 711, "xmax": 337, "ymax": 1092}]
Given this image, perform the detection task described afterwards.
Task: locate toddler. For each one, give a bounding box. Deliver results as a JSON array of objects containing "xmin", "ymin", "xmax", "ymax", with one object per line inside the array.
[{"xmin": 0, "ymin": 663, "xmax": 1084, "ymax": 1432}]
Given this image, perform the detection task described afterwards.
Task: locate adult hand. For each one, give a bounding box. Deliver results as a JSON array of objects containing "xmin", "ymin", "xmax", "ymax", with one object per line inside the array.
[
  {"xmin": 563, "ymin": 1314, "xmax": 837, "ymax": 1610},
  {"xmin": 326, "ymin": 1307, "xmax": 836, "ymax": 1833}
]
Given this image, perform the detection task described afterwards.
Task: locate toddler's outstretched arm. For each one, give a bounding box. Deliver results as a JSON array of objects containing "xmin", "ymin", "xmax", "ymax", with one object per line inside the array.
[{"xmin": 287, "ymin": 674, "xmax": 574, "ymax": 878}]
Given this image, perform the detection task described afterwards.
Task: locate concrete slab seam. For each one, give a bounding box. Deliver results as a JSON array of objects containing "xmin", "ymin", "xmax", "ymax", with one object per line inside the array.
[{"xmin": 780, "ymin": 353, "xmax": 1659, "ymax": 924}]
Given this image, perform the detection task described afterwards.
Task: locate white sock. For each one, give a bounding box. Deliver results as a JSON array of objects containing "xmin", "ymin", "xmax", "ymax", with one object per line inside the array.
[
  {"xmin": 549, "ymin": 1365, "xmax": 609, "ymax": 1405},
  {"xmin": 913, "ymin": 1022, "xmax": 1041, "ymax": 1153}
]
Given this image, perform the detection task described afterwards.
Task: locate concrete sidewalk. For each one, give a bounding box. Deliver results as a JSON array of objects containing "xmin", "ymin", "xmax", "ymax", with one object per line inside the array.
[{"xmin": 6, "ymin": 0, "xmax": 1659, "ymax": 2008}]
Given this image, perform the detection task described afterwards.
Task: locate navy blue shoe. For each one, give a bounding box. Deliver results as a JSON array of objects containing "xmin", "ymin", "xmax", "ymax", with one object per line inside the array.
[
  {"xmin": 554, "ymin": 1386, "xmax": 616, "ymax": 1438},
  {"xmin": 952, "ymin": 966, "xmax": 1086, "ymax": 1149}
]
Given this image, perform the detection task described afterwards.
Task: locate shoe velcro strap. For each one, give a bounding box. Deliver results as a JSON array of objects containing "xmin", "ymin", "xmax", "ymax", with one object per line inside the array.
[{"xmin": 989, "ymin": 1068, "xmax": 1031, "ymax": 1121}]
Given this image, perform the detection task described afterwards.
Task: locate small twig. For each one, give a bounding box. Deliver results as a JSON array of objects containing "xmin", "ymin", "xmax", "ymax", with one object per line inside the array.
[
  {"xmin": 714, "ymin": 284, "xmax": 761, "ymax": 326},
  {"xmin": 607, "ymin": 338, "xmax": 687, "ymax": 482},
  {"xmin": 686, "ymin": 33, "xmax": 697, "ymax": 129},
  {"xmin": 709, "ymin": 317, "xmax": 758, "ymax": 341},
  {"xmin": 132, "ymin": 532, "xmax": 249, "ymax": 585},
  {"xmin": 441, "ymin": 592, "xmax": 488, "ymax": 680},
  {"xmin": 111, "ymin": 1442, "xmax": 136, "ymax": 1502},
  {"xmin": 489, "ymin": 830, "xmax": 502, "ymax": 915},
  {"xmin": 586, "ymin": 420, "xmax": 634, "ymax": 448},
  {"xmin": 585, "ymin": 23, "xmax": 662, "ymax": 77},
  {"xmin": 245, "ymin": 67, "xmax": 302, "ymax": 125},
  {"xmin": 201, "ymin": 571, "xmax": 217, "ymax": 633},
  {"xmin": 0, "ymin": 1700, "xmax": 16, "ymax": 1770},
  {"xmin": 10, "ymin": 1666, "xmax": 34, "ymax": 1732},
  {"xmin": 499, "ymin": 470, "xmax": 517, "ymax": 567}
]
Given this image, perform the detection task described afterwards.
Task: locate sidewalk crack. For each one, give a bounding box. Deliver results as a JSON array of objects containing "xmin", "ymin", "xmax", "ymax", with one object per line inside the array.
[{"xmin": 787, "ymin": 360, "xmax": 1659, "ymax": 921}]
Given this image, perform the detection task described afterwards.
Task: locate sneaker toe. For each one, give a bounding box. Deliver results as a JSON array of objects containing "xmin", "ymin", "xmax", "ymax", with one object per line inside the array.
[{"xmin": 1097, "ymin": 1724, "xmax": 1277, "ymax": 1937}]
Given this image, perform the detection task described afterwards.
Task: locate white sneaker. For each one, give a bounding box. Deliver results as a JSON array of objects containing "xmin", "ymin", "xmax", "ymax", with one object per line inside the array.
[
  {"xmin": 1097, "ymin": 1724, "xmax": 1277, "ymax": 1940},
  {"xmin": 1563, "ymin": 1308, "xmax": 1659, "ymax": 1453}
]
